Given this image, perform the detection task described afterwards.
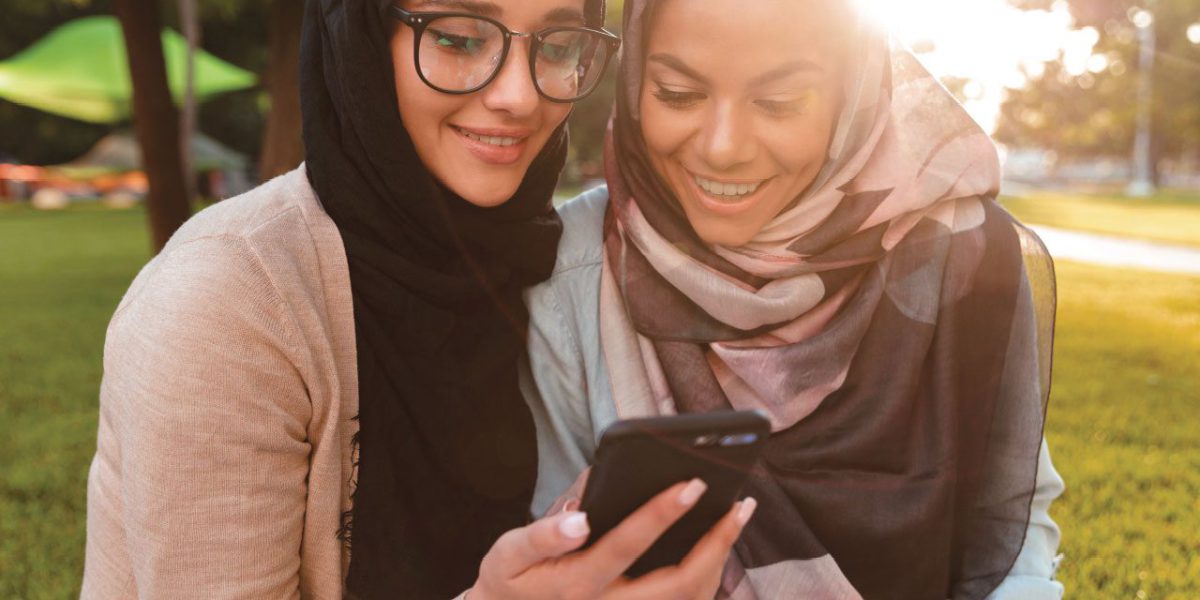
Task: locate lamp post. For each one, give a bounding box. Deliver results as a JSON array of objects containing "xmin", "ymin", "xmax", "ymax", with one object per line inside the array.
[{"xmin": 1127, "ymin": 5, "xmax": 1156, "ymax": 198}]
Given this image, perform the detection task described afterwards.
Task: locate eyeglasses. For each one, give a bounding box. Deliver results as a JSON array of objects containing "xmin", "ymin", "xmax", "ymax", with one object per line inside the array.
[{"xmin": 389, "ymin": 6, "xmax": 621, "ymax": 103}]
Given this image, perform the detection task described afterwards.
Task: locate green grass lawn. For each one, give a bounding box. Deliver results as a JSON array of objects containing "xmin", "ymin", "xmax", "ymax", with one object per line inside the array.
[
  {"xmin": 0, "ymin": 204, "xmax": 149, "ymax": 598},
  {"xmin": 1047, "ymin": 262, "xmax": 1200, "ymax": 598},
  {"xmin": 1, "ymin": 205, "xmax": 1198, "ymax": 597},
  {"xmin": 1000, "ymin": 191, "xmax": 1200, "ymax": 249}
]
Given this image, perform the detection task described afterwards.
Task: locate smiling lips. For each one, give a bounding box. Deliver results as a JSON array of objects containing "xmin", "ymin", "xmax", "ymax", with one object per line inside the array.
[
  {"xmin": 688, "ymin": 170, "xmax": 772, "ymax": 214},
  {"xmin": 453, "ymin": 125, "xmax": 530, "ymax": 165},
  {"xmin": 693, "ymin": 174, "xmax": 765, "ymax": 199},
  {"xmin": 460, "ymin": 129, "xmax": 521, "ymax": 147}
]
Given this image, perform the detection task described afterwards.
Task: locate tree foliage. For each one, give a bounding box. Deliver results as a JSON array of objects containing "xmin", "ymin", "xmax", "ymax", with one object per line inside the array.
[
  {"xmin": 997, "ymin": 0, "xmax": 1200, "ymax": 164},
  {"xmin": 2, "ymin": 0, "xmax": 623, "ymax": 184},
  {"xmin": 0, "ymin": 0, "xmax": 271, "ymax": 165}
]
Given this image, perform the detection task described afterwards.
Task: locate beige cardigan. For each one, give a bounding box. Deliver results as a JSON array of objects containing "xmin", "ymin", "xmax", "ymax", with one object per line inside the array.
[{"xmin": 83, "ymin": 168, "xmax": 465, "ymax": 598}]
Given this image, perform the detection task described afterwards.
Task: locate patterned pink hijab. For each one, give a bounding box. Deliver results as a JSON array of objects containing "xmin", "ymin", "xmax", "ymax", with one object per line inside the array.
[{"xmin": 599, "ymin": 1, "xmax": 1056, "ymax": 597}]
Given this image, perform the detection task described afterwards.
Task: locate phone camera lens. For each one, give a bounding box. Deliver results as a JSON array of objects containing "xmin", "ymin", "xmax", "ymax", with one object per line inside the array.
[{"xmin": 719, "ymin": 433, "xmax": 759, "ymax": 446}]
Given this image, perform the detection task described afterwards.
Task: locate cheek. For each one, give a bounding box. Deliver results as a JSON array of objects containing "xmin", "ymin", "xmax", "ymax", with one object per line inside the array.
[
  {"xmin": 543, "ymin": 104, "xmax": 572, "ymax": 139},
  {"xmin": 639, "ymin": 101, "xmax": 694, "ymax": 165},
  {"xmin": 392, "ymin": 37, "xmax": 462, "ymax": 172},
  {"xmin": 767, "ymin": 110, "xmax": 837, "ymax": 181},
  {"xmin": 391, "ymin": 33, "xmax": 419, "ymax": 107},
  {"xmin": 768, "ymin": 129, "xmax": 824, "ymax": 174},
  {"xmin": 393, "ymin": 39, "xmax": 436, "ymax": 132},
  {"xmin": 395, "ymin": 78, "xmax": 451, "ymax": 161}
]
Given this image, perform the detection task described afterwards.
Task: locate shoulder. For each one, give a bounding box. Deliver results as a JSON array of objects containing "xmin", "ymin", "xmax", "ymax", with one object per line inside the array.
[
  {"xmin": 976, "ymin": 198, "xmax": 1052, "ymax": 285},
  {"xmin": 551, "ymin": 185, "xmax": 609, "ymax": 275},
  {"xmin": 928, "ymin": 196, "xmax": 1038, "ymax": 273},
  {"xmin": 524, "ymin": 185, "xmax": 608, "ymax": 347},
  {"xmin": 113, "ymin": 167, "xmax": 337, "ymax": 333},
  {"xmin": 986, "ymin": 200, "xmax": 1051, "ymax": 265},
  {"xmin": 166, "ymin": 166, "xmax": 326, "ymax": 257},
  {"xmin": 525, "ymin": 185, "xmax": 607, "ymax": 325}
]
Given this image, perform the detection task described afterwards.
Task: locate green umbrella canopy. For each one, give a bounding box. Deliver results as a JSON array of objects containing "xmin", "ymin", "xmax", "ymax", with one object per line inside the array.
[{"xmin": 0, "ymin": 16, "xmax": 256, "ymax": 124}]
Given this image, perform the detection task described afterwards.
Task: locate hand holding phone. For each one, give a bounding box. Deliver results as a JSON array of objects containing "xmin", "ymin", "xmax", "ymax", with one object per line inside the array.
[{"xmin": 471, "ymin": 478, "xmax": 755, "ymax": 600}]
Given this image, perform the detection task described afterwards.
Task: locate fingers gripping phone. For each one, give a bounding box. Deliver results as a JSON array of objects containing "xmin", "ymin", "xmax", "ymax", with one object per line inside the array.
[{"xmin": 578, "ymin": 411, "xmax": 770, "ymax": 577}]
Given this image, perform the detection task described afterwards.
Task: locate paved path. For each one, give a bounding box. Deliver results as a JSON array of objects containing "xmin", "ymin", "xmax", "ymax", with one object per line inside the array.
[{"xmin": 1029, "ymin": 225, "xmax": 1200, "ymax": 276}]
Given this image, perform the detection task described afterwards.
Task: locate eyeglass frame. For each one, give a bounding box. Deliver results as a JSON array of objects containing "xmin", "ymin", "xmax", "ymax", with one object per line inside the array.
[{"xmin": 389, "ymin": 5, "xmax": 622, "ymax": 103}]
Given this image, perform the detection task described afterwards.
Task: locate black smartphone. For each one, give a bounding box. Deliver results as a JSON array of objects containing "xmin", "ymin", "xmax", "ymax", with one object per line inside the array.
[{"xmin": 578, "ymin": 410, "xmax": 770, "ymax": 577}]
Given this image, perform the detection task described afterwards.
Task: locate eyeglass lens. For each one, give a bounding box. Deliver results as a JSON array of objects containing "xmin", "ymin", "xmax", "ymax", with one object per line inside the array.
[
  {"xmin": 416, "ymin": 16, "xmax": 611, "ymax": 100},
  {"xmin": 535, "ymin": 30, "xmax": 608, "ymax": 100}
]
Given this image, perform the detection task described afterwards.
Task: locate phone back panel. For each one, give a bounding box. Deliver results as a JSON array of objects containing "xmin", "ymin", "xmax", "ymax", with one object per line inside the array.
[{"xmin": 579, "ymin": 411, "xmax": 769, "ymax": 577}]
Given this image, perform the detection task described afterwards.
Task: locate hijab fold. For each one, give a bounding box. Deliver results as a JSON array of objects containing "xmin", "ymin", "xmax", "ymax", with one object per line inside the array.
[
  {"xmin": 601, "ymin": 2, "xmax": 1055, "ymax": 598},
  {"xmin": 300, "ymin": 0, "xmax": 600, "ymax": 597}
]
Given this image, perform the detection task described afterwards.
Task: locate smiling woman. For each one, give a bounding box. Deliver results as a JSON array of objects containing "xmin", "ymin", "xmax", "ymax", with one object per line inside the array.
[
  {"xmin": 522, "ymin": 0, "xmax": 1065, "ymax": 598},
  {"xmin": 638, "ymin": 0, "xmax": 851, "ymax": 246},
  {"xmin": 390, "ymin": 0, "xmax": 617, "ymax": 205}
]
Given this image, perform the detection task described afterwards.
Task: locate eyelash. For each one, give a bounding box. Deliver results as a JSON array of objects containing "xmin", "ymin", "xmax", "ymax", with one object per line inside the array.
[
  {"xmin": 652, "ymin": 86, "xmax": 704, "ymax": 109},
  {"xmin": 652, "ymin": 85, "xmax": 808, "ymax": 117},
  {"xmin": 755, "ymin": 99, "xmax": 806, "ymax": 117}
]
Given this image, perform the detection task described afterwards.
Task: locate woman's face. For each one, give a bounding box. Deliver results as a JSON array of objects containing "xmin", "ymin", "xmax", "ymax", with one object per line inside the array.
[
  {"xmin": 391, "ymin": 0, "xmax": 583, "ymax": 207},
  {"xmin": 640, "ymin": 0, "xmax": 844, "ymax": 247}
]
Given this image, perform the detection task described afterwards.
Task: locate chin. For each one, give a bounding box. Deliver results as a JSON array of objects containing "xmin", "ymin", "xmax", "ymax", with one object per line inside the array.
[
  {"xmin": 447, "ymin": 176, "xmax": 522, "ymax": 208},
  {"xmin": 692, "ymin": 222, "xmax": 757, "ymax": 247},
  {"xmin": 675, "ymin": 191, "xmax": 767, "ymax": 248},
  {"xmin": 460, "ymin": 189, "xmax": 517, "ymax": 208}
]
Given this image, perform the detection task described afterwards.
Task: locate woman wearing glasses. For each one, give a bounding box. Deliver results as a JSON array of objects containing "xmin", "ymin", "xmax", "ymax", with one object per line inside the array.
[
  {"xmin": 524, "ymin": 0, "xmax": 1065, "ymax": 598},
  {"xmin": 83, "ymin": 1, "xmax": 744, "ymax": 599}
]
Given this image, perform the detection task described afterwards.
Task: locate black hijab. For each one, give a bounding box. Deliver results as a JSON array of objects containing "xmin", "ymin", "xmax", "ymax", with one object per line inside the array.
[{"xmin": 300, "ymin": 0, "xmax": 602, "ymax": 597}]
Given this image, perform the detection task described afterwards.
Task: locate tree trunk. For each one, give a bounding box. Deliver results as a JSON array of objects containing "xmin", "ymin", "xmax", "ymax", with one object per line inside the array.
[
  {"xmin": 113, "ymin": 0, "xmax": 191, "ymax": 253},
  {"xmin": 259, "ymin": 0, "xmax": 305, "ymax": 181},
  {"xmin": 179, "ymin": 0, "xmax": 200, "ymax": 205}
]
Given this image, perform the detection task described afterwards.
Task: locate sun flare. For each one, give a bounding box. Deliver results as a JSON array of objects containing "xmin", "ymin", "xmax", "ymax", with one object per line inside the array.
[{"xmin": 848, "ymin": 0, "xmax": 1092, "ymax": 133}]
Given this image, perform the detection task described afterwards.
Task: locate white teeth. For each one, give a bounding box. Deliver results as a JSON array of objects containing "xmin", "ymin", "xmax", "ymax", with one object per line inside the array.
[
  {"xmin": 461, "ymin": 129, "xmax": 520, "ymax": 147},
  {"xmin": 693, "ymin": 175, "xmax": 763, "ymax": 198}
]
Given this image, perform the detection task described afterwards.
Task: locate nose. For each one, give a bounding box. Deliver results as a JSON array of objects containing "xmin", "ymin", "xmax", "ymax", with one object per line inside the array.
[
  {"xmin": 480, "ymin": 38, "xmax": 541, "ymax": 118},
  {"xmin": 697, "ymin": 100, "xmax": 757, "ymax": 171}
]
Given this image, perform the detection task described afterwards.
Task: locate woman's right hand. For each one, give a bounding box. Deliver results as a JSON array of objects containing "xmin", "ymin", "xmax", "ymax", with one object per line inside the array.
[{"xmin": 470, "ymin": 479, "xmax": 756, "ymax": 600}]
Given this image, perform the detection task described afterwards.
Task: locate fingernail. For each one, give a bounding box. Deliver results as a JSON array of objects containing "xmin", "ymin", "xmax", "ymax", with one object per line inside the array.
[
  {"xmin": 735, "ymin": 497, "xmax": 758, "ymax": 527},
  {"xmin": 559, "ymin": 512, "xmax": 589, "ymax": 539},
  {"xmin": 679, "ymin": 478, "xmax": 708, "ymax": 506}
]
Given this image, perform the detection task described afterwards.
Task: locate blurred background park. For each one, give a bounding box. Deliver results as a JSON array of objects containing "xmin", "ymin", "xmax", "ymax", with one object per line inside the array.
[{"xmin": 0, "ymin": 0, "xmax": 1197, "ymax": 597}]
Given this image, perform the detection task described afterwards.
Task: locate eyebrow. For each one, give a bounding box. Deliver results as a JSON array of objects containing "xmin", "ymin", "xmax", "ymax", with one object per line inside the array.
[
  {"xmin": 543, "ymin": 6, "xmax": 586, "ymax": 25},
  {"xmin": 415, "ymin": 0, "xmax": 585, "ymax": 25},
  {"xmin": 416, "ymin": 0, "xmax": 501, "ymax": 18},
  {"xmin": 647, "ymin": 53, "xmax": 824, "ymax": 89},
  {"xmin": 748, "ymin": 60, "xmax": 824, "ymax": 87},
  {"xmin": 646, "ymin": 53, "xmax": 709, "ymax": 85}
]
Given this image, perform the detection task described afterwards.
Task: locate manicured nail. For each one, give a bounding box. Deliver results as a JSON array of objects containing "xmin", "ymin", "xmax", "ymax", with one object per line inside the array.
[
  {"xmin": 679, "ymin": 478, "xmax": 708, "ymax": 506},
  {"xmin": 559, "ymin": 512, "xmax": 589, "ymax": 539},
  {"xmin": 735, "ymin": 497, "xmax": 758, "ymax": 527}
]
